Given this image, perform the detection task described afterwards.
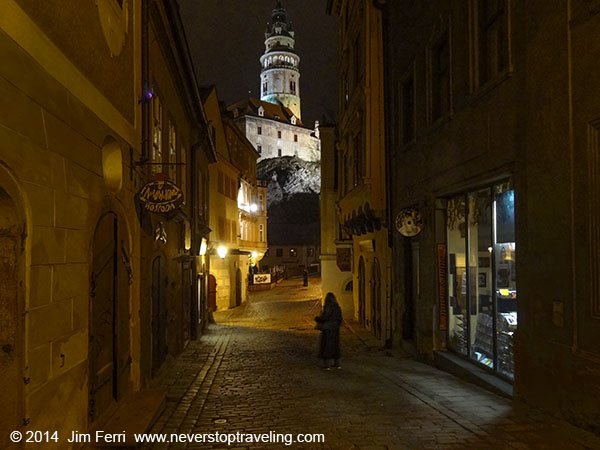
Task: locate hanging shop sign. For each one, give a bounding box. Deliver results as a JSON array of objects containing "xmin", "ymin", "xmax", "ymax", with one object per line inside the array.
[
  {"xmin": 395, "ymin": 208, "xmax": 423, "ymax": 237},
  {"xmin": 254, "ymin": 273, "xmax": 271, "ymax": 285},
  {"xmin": 138, "ymin": 179, "xmax": 184, "ymax": 215}
]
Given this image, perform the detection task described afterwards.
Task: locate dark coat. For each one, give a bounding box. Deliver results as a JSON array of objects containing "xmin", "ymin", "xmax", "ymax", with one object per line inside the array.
[{"xmin": 315, "ymin": 298, "xmax": 342, "ymax": 360}]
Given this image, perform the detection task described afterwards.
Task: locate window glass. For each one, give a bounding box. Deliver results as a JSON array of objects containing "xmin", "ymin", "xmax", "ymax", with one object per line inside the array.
[
  {"xmin": 447, "ymin": 195, "xmax": 467, "ymax": 355},
  {"xmin": 151, "ymin": 95, "xmax": 162, "ymax": 175},
  {"xmin": 494, "ymin": 182, "xmax": 516, "ymax": 379},
  {"xmin": 445, "ymin": 180, "xmax": 516, "ymax": 379},
  {"xmin": 468, "ymin": 188, "xmax": 494, "ymax": 368}
]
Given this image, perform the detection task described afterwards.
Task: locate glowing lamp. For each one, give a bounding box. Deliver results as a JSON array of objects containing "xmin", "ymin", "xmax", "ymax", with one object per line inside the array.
[
  {"xmin": 217, "ymin": 245, "xmax": 228, "ymax": 259},
  {"xmin": 199, "ymin": 238, "xmax": 208, "ymax": 256},
  {"xmin": 250, "ymin": 203, "xmax": 258, "ymax": 213}
]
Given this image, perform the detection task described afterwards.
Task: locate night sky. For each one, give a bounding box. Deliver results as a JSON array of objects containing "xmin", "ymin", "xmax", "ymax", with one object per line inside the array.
[{"xmin": 178, "ymin": 0, "xmax": 338, "ymax": 126}]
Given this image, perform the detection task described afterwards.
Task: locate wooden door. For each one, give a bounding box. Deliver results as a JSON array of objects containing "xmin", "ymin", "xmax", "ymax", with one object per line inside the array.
[
  {"xmin": 0, "ymin": 234, "xmax": 20, "ymax": 443},
  {"xmin": 89, "ymin": 213, "xmax": 118, "ymax": 422},
  {"xmin": 235, "ymin": 269, "xmax": 242, "ymax": 307},
  {"xmin": 182, "ymin": 263, "xmax": 192, "ymax": 345},
  {"xmin": 371, "ymin": 258, "xmax": 382, "ymax": 339},
  {"xmin": 358, "ymin": 257, "xmax": 366, "ymax": 326},
  {"xmin": 151, "ymin": 256, "xmax": 167, "ymax": 373},
  {"xmin": 208, "ymin": 274, "xmax": 217, "ymax": 311}
]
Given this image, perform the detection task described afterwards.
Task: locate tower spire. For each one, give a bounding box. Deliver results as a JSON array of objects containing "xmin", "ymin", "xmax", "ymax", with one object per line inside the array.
[{"xmin": 260, "ymin": 2, "xmax": 302, "ymax": 119}]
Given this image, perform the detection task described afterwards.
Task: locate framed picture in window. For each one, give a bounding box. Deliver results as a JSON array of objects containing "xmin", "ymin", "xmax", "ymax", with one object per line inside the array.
[{"xmin": 478, "ymin": 272, "xmax": 487, "ymax": 288}]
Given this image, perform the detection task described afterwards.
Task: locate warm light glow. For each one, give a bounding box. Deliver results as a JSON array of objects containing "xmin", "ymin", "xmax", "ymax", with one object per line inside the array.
[
  {"xmin": 184, "ymin": 221, "xmax": 192, "ymax": 251},
  {"xmin": 199, "ymin": 238, "xmax": 208, "ymax": 256},
  {"xmin": 217, "ymin": 245, "xmax": 228, "ymax": 259},
  {"xmin": 251, "ymin": 251, "xmax": 258, "ymax": 259},
  {"xmin": 250, "ymin": 203, "xmax": 258, "ymax": 212}
]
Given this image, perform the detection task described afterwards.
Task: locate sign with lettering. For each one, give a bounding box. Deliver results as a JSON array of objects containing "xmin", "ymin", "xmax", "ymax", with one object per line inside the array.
[
  {"xmin": 138, "ymin": 180, "xmax": 184, "ymax": 215},
  {"xmin": 253, "ymin": 273, "xmax": 271, "ymax": 285}
]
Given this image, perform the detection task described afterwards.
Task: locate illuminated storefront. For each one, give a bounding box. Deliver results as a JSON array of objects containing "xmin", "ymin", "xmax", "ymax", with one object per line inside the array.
[{"xmin": 446, "ymin": 180, "xmax": 516, "ymax": 379}]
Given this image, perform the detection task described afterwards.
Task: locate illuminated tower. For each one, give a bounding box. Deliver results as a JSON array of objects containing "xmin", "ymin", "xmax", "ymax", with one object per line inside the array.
[{"xmin": 260, "ymin": 1, "xmax": 302, "ymax": 120}]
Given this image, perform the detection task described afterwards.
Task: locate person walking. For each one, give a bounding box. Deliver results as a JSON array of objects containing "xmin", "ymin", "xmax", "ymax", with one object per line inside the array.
[{"xmin": 314, "ymin": 292, "xmax": 343, "ymax": 369}]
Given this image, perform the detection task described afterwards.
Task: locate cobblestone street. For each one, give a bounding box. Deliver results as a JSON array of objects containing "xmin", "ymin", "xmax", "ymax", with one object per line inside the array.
[{"xmin": 149, "ymin": 279, "xmax": 600, "ymax": 449}]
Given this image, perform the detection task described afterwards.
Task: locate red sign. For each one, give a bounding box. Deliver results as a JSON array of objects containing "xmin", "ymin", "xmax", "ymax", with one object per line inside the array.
[{"xmin": 139, "ymin": 179, "xmax": 184, "ymax": 215}]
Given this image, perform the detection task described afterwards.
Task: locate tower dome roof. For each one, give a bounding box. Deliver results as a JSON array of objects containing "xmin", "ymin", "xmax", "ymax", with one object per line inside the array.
[{"xmin": 266, "ymin": 1, "xmax": 294, "ymax": 38}]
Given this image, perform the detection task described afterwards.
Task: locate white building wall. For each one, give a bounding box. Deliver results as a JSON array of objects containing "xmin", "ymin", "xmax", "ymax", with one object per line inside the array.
[{"xmin": 244, "ymin": 116, "xmax": 320, "ymax": 162}]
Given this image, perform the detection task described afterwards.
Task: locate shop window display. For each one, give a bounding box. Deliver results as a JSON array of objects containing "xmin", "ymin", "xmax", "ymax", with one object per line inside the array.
[
  {"xmin": 447, "ymin": 195, "xmax": 467, "ymax": 355},
  {"xmin": 445, "ymin": 181, "xmax": 516, "ymax": 379}
]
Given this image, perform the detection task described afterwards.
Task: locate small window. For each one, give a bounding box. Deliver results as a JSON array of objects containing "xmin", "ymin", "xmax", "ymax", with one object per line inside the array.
[
  {"xmin": 278, "ymin": 149, "xmax": 282, "ymax": 157},
  {"xmin": 278, "ymin": 130, "xmax": 282, "ymax": 139},
  {"xmin": 477, "ymin": 0, "xmax": 509, "ymax": 87},
  {"xmin": 289, "ymin": 248, "xmax": 297, "ymax": 257},
  {"xmin": 257, "ymin": 145, "xmax": 262, "ymax": 154},
  {"xmin": 294, "ymin": 134, "xmax": 298, "ymax": 142},
  {"xmin": 263, "ymin": 82, "xmax": 268, "ymax": 93},
  {"xmin": 402, "ymin": 73, "xmax": 415, "ymax": 144},
  {"xmin": 345, "ymin": 280, "xmax": 353, "ymax": 291},
  {"xmin": 258, "ymin": 106, "xmax": 265, "ymax": 117},
  {"xmin": 276, "ymin": 248, "xmax": 283, "ymax": 257},
  {"xmin": 259, "ymin": 224, "xmax": 264, "ymax": 242},
  {"xmin": 258, "ymin": 126, "xmax": 262, "ymax": 135},
  {"xmin": 431, "ymin": 31, "xmax": 450, "ymax": 121}
]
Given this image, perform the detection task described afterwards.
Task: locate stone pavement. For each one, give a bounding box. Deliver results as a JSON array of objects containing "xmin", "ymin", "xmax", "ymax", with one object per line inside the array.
[{"xmin": 148, "ymin": 278, "xmax": 600, "ymax": 449}]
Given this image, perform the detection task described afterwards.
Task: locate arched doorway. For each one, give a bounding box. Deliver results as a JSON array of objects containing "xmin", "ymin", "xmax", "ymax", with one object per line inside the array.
[
  {"xmin": 235, "ymin": 268, "xmax": 242, "ymax": 307},
  {"xmin": 208, "ymin": 274, "xmax": 217, "ymax": 311},
  {"xmin": 358, "ymin": 257, "xmax": 366, "ymax": 326},
  {"xmin": 0, "ymin": 186, "xmax": 23, "ymax": 441},
  {"xmin": 151, "ymin": 255, "xmax": 167, "ymax": 374},
  {"xmin": 89, "ymin": 212, "xmax": 131, "ymax": 423},
  {"xmin": 371, "ymin": 258, "xmax": 382, "ymax": 340}
]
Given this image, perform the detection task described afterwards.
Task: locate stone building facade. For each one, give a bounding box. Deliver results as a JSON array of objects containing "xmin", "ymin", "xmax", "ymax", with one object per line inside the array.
[
  {"xmin": 203, "ymin": 87, "xmax": 267, "ymax": 311},
  {"xmin": 140, "ymin": 0, "xmax": 215, "ymax": 385},
  {"xmin": 326, "ymin": 0, "xmax": 391, "ymax": 344},
  {"xmin": 229, "ymin": 98, "xmax": 320, "ymax": 163},
  {"xmin": 319, "ymin": 124, "xmax": 354, "ymax": 315},
  {"xmin": 0, "ymin": 0, "xmax": 214, "ymax": 443},
  {"xmin": 382, "ymin": 0, "xmax": 600, "ymax": 436}
]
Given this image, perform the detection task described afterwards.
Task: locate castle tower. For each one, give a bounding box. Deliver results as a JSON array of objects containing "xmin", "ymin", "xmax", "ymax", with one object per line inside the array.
[{"xmin": 260, "ymin": 1, "xmax": 302, "ymax": 120}]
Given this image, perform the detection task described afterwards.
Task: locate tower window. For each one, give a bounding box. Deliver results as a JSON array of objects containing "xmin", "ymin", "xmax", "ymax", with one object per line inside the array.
[
  {"xmin": 278, "ymin": 130, "xmax": 282, "ymax": 138},
  {"xmin": 294, "ymin": 134, "xmax": 298, "ymax": 142},
  {"xmin": 258, "ymin": 126, "xmax": 262, "ymax": 135},
  {"xmin": 290, "ymin": 80, "xmax": 296, "ymax": 94},
  {"xmin": 263, "ymin": 82, "xmax": 268, "ymax": 93},
  {"xmin": 257, "ymin": 145, "xmax": 262, "ymax": 154},
  {"xmin": 258, "ymin": 106, "xmax": 265, "ymax": 117},
  {"xmin": 278, "ymin": 149, "xmax": 282, "ymax": 157}
]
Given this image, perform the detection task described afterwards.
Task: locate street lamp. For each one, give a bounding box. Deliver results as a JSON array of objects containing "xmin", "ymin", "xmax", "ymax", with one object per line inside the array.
[{"xmin": 217, "ymin": 245, "xmax": 228, "ymax": 259}]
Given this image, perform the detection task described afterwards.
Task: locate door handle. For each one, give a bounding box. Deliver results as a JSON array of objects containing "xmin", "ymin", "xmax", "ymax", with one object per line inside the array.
[{"xmin": 2, "ymin": 344, "xmax": 14, "ymax": 354}]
